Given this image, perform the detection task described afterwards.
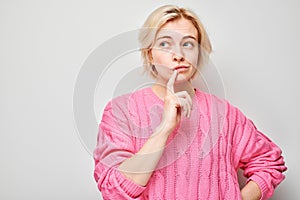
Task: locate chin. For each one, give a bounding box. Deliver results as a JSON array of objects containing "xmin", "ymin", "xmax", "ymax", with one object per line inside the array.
[{"xmin": 174, "ymin": 74, "xmax": 192, "ymax": 84}]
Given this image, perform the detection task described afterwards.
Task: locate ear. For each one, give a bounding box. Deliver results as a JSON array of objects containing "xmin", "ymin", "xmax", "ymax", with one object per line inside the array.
[{"xmin": 147, "ymin": 49, "xmax": 153, "ymax": 64}]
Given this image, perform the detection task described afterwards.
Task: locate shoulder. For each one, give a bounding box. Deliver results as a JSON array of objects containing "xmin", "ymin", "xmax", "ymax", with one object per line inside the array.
[
  {"xmin": 194, "ymin": 88, "xmax": 245, "ymax": 121},
  {"xmin": 103, "ymin": 87, "xmax": 154, "ymax": 114},
  {"xmin": 195, "ymin": 88, "xmax": 228, "ymax": 106},
  {"xmin": 106, "ymin": 87, "xmax": 146, "ymax": 105},
  {"xmin": 195, "ymin": 89, "xmax": 230, "ymax": 113}
]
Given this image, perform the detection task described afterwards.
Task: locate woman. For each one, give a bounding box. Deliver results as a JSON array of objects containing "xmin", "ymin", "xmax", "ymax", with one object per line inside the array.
[{"xmin": 93, "ymin": 5, "xmax": 286, "ymax": 200}]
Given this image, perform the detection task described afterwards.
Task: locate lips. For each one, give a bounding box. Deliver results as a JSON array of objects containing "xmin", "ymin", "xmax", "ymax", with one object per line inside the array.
[{"xmin": 174, "ymin": 66, "xmax": 189, "ymax": 71}]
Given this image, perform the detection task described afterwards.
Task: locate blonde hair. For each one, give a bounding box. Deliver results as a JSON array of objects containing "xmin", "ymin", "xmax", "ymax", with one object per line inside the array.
[{"xmin": 138, "ymin": 5, "xmax": 212, "ymax": 78}]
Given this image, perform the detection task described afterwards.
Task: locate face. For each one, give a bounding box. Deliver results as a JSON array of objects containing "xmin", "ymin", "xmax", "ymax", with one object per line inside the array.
[{"xmin": 150, "ymin": 18, "xmax": 199, "ymax": 84}]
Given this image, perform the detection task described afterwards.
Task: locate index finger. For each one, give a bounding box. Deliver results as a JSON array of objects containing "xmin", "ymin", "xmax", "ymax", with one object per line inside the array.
[{"xmin": 167, "ymin": 70, "xmax": 178, "ymax": 93}]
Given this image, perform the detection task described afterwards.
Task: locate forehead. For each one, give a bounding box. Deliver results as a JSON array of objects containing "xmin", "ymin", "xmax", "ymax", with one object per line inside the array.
[{"xmin": 157, "ymin": 18, "xmax": 198, "ymax": 39}]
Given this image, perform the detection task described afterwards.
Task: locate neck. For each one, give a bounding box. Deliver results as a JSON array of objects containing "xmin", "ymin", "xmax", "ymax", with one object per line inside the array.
[{"xmin": 152, "ymin": 80, "xmax": 195, "ymax": 100}]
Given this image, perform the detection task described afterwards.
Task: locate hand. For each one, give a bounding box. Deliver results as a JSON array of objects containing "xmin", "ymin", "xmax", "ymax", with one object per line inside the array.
[
  {"xmin": 160, "ymin": 70, "xmax": 192, "ymax": 134},
  {"xmin": 241, "ymin": 181, "xmax": 262, "ymax": 200}
]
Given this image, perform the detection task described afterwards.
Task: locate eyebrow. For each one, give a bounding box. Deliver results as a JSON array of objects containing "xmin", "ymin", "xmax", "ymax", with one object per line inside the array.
[
  {"xmin": 156, "ymin": 35, "xmax": 197, "ymax": 41},
  {"xmin": 182, "ymin": 35, "xmax": 197, "ymax": 41},
  {"xmin": 156, "ymin": 36, "xmax": 172, "ymax": 40}
]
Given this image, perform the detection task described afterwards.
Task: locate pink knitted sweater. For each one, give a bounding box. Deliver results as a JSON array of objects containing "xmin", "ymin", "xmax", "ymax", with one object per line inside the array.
[{"xmin": 93, "ymin": 87, "xmax": 286, "ymax": 200}]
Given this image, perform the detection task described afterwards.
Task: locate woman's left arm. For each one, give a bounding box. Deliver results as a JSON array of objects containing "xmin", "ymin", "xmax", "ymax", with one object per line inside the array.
[{"xmin": 230, "ymin": 106, "xmax": 287, "ymax": 200}]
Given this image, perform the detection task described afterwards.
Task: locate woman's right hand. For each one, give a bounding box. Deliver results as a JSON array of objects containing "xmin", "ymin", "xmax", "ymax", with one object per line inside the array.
[{"xmin": 160, "ymin": 70, "xmax": 192, "ymax": 134}]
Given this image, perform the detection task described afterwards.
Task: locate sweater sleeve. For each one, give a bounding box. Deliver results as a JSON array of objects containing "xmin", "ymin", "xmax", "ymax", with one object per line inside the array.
[
  {"xmin": 93, "ymin": 101, "xmax": 146, "ymax": 199},
  {"xmin": 231, "ymin": 106, "xmax": 287, "ymax": 200}
]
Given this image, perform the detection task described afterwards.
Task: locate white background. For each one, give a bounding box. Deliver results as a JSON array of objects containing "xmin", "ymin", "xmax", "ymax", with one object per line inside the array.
[{"xmin": 1, "ymin": 0, "xmax": 299, "ymax": 199}]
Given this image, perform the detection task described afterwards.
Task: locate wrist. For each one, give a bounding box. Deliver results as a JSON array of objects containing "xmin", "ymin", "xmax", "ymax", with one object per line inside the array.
[
  {"xmin": 162, "ymin": 115, "xmax": 180, "ymax": 130},
  {"xmin": 156, "ymin": 120, "xmax": 176, "ymax": 136}
]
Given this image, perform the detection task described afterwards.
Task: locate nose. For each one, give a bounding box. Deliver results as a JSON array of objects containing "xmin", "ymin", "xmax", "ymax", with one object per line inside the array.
[
  {"xmin": 173, "ymin": 54, "xmax": 185, "ymax": 62},
  {"xmin": 172, "ymin": 48, "xmax": 185, "ymax": 62}
]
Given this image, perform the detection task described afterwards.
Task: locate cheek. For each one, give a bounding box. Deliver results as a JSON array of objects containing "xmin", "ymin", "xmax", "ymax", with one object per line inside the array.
[
  {"xmin": 183, "ymin": 50, "xmax": 199, "ymax": 66},
  {"xmin": 151, "ymin": 50, "xmax": 172, "ymax": 66}
]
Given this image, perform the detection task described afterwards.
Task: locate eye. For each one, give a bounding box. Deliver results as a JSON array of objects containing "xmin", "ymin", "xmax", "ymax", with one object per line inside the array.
[
  {"xmin": 159, "ymin": 41, "xmax": 170, "ymax": 48},
  {"xmin": 183, "ymin": 41, "xmax": 194, "ymax": 48}
]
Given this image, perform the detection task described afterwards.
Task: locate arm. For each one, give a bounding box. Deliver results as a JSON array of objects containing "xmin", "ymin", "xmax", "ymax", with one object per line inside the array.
[
  {"xmin": 94, "ymin": 71, "xmax": 192, "ymax": 198},
  {"xmin": 93, "ymin": 109, "xmax": 147, "ymax": 199},
  {"xmin": 118, "ymin": 70, "xmax": 192, "ymax": 186},
  {"xmin": 231, "ymin": 107, "xmax": 287, "ymax": 200},
  {"xmin": 118, "ymin": 123, "xmax": 171, "ymax": 186},
  {"xmin": 94, "ymin": 110, "xmax": 172, "ymax": 199}
]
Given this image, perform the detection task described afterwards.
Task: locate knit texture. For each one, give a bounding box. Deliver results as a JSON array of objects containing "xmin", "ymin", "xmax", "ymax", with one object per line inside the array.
[{"xmin": 93, "ymin": 87, "xmax": 286, "ymax": 200}]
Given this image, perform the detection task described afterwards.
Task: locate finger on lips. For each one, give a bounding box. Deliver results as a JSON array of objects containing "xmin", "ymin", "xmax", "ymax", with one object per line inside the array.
[
  {"xmin": 166, "ymin": 69, "xmax": 193, "ymax": 118},
  {"xmin": 167, "ymin": 70, "xmax": 178, "ymax": 93}
]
